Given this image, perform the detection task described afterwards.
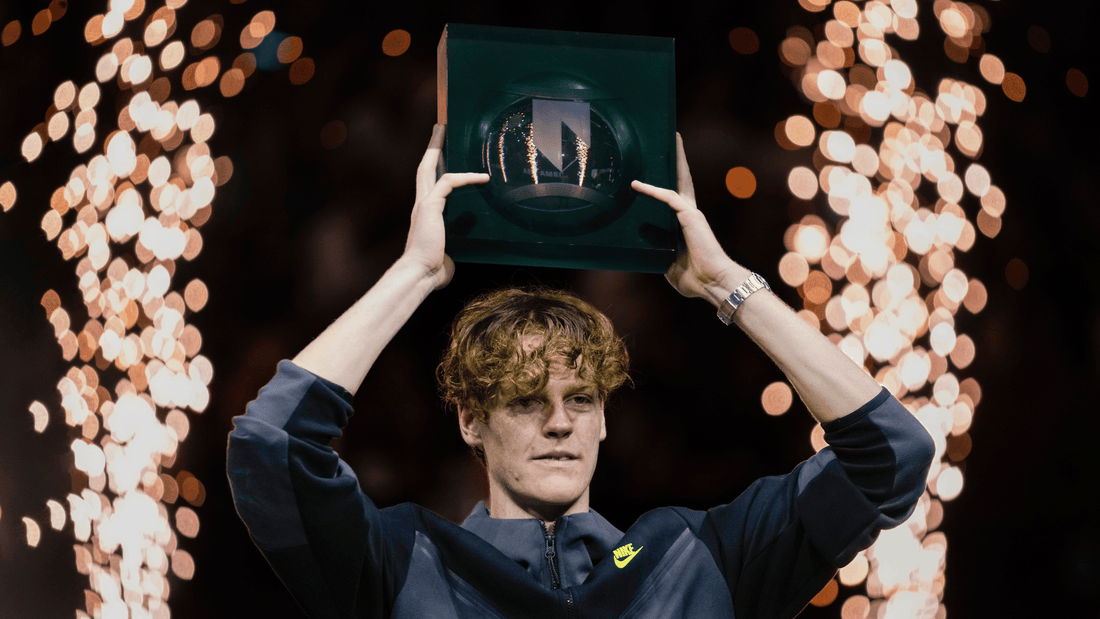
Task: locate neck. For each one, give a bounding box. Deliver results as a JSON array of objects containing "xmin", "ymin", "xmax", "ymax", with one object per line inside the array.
[{"xmin": 486, "ymin": 488, "xmax": 589, "ymax": 523}]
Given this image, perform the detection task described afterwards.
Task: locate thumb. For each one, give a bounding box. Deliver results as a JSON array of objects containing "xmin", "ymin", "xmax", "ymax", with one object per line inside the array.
[{"xmin": 435, "ymin": 254, "xmax": 456, "ymax": 290}]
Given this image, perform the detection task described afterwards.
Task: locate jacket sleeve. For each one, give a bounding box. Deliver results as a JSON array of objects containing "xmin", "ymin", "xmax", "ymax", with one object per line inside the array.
[
  {"xmin": 227, "ymin": 360, "xmax": 401, "ymax": 619},
  {"xmin": 704, "ymin": 387, "xmax": 935, "ymax": 619}
]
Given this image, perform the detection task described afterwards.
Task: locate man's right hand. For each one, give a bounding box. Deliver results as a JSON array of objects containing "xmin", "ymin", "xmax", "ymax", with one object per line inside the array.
[
  {"xmin": 292, "ymin": 125, "xmax": 488, "ymax": 393},
  {"xmin": 404, "ymin": 124, "xmax": 489, "ymax": 290}
]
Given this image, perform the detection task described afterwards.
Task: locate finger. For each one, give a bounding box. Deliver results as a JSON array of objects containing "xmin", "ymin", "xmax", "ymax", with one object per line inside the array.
[
  {"xmin": 416, "ymin": 124, "xmax": 445, "ymax": 192},
  {"xmin": 416, "ymin": 124, "xmax": 446, "ymax": 199},
  {"xmin": 425, "ymin": 172, "xmax": 490, "ymax": 203},
  {"xmin": 631, "ymin": 179, "xmax": 689, "ymax": 211},
  {"xmin": 675, "ymin": 133, "xmax": 695, "ymax": 201}
]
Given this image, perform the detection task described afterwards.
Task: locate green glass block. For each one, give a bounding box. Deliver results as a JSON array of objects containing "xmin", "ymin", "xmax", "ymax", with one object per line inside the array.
[{"xmin": 438, "ymin": 23, "xmax": 679, "ymax": 273}]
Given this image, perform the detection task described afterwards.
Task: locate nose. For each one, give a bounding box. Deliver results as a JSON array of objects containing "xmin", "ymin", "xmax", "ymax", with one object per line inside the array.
[{"xmin": 543, "ymin": 399, "xmax": 574, "ymax": 438}]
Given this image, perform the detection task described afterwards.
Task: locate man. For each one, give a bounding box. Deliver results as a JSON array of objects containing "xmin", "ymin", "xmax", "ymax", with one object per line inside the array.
[{"xmin": 228, "ymin": 125, "xmax": 935, "ymax": 618}]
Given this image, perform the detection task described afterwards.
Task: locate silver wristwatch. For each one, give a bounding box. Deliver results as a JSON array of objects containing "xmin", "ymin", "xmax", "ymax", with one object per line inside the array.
[{"xmin": 716, "ymin": 272, "xmax": 771, "ymax": 325}]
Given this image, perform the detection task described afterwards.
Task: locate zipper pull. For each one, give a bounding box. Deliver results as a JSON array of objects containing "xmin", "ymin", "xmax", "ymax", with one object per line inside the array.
[{"xmin": 540, "ymin": 519, "xmax": 561, "ymax": 590}]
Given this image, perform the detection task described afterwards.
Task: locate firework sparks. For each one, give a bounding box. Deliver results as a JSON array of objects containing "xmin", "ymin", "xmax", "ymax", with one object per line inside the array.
[
  {"xmin": 768, "ymin": 1, "xmax": 1021, "ymax": 616},
  {"xmin": 0, "ymin": 2, "xmax": 316, "ymax": 616}
]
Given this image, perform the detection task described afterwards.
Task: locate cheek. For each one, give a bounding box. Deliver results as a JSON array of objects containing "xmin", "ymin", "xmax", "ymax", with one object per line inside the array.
[
  {"xmin": 584, "ymin": 414, "xmax": 606, "ymax": 443},
  {"xmin": 484, "ymin": 421, "xmax": 532, "ymax": 469}
]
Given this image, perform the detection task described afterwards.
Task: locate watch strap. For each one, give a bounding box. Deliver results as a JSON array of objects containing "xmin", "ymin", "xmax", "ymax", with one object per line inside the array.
[{"xmin": 716, "ymin": 272, "xmax": 771, "ymax": 325}]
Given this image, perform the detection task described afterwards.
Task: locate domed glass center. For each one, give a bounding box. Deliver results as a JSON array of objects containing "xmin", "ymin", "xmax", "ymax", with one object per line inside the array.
[{"xmin": 483, "ymin": 98, "xmax": 624, "ymax": 214}]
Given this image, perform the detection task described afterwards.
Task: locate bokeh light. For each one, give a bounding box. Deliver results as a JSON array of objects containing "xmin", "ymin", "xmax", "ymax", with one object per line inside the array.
[
  {"xmin": 29, "ymin": 401, "xmax": 50, "ymax": 432},
  {"xmin": 289, "ymin": 57, "xmax": 315, "ymax": 85},
  {"xmin": 2, "ymin": 20, "xmax": 21, "ymax": 46},
  {"xmin": 190, "ymin": 16, "xmax": 222, "ymax": 51},
  {"xmin": 1002, "ymin": 72, "xmax": 1026, "ymax": 102},
  {"xmin": 1027, "ymin": 25, "xmax": 1051, "ymax": 54},
  {"xmin": 761, "ymin": 382, "xmax": 794, "ymax": 416},
  {"xmin": 382, "ymin": 29, "xmax": 411, "ymax": 56},
  {"xmin": 729, "ymin": 27, "xmax": 760, "ymax": 54},
  {"xmin": 0, "ymin": 181, "xmax": 16, "ymax": 211},
  {"xmin": 0, "ymin": 0, "xmax": 330, "ymax": 614},
  {"xmin": 767, "ymin": 1, "xmax": 1013, "ymax": 615},
  {"xmin": 1006, "ymin": 258, "xmax": 1029, "ymax": 290},
  {"xmin": 785, "ymin": 114, "xmax": 816, "ymax": 147},
  {"xmin": 788, "ymin": 166, "xmax": 819, "ymax": 200},
  {"xmin": 23, "ymin": 517, "xmax": 42, "ymax": 547},
  {"xmin": 160, "ymin": 40, "xmax": 185, "ymax": 70},
  {"xmin": 1066, "ymin": 68, "xmax": 1088, "ymax": 97},
  {"xmin": 979, "ymin": 54, "xmax": 1005, "ymax": 85},
  {"xmin": 725, "ymin": 167, "xmax": 757, "ymax": 198},
  {"xmin": 841, "ymin": 595, "xmax": 871, "ymax": 619},
  {"xmin": 277, "ymin": 36, "xmax": 303, "ymax": 63},
  {"xmin": 220, "ymin": 68, "xmax": 245, "ymax": 97},
  {"xmin": 810, "ymin": 579, "xmax": 840, "ymax": 607}
]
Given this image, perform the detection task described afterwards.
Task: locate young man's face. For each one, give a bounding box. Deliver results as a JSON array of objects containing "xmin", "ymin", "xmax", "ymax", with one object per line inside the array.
[{"xmin": 459, "ymin": 362, "xmax": 606, "ymax": 521}]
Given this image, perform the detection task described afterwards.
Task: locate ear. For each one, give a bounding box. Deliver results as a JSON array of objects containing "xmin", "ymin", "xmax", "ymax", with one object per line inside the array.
[
  {"xmin": 458, "ymin": 406, "xmax": 485, "ymax": 449},
  {"xmin": 598, "ymin": 403, "xmax": 607, "ymax": 442}
]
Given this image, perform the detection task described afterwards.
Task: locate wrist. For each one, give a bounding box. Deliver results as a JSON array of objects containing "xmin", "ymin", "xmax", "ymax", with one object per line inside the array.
[
  {"xmin": 390, "ymin": 255, "xmax": 446, "ymax": 294},
  {"xmin": 701, "ymin": 263, "xmax": 753, "ymax": 308},
  {"xmin": 716, "ymin": 272, "xmax": 771, "ymax": 325}
]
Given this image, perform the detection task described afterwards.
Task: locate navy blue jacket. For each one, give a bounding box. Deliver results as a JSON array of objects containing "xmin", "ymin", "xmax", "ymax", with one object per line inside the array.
[{"xmin": 228, "ymin": 361, "xmax": 934, "ymax": 618}]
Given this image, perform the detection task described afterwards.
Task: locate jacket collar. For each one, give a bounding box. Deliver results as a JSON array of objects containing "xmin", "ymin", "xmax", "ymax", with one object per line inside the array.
[{"xmin": 461, "ymin": 501, "xmax": 624, "ymax": 589}]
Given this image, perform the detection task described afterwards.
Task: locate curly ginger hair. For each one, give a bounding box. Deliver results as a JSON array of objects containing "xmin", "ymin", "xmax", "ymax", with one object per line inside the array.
[{"xmin": 437, "ymin": 287, "xmax": 631, "ymax": 425}]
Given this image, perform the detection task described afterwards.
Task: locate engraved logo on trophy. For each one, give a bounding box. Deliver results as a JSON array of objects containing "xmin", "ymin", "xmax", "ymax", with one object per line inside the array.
[{"xmin": 481, "ymin": 82, "xmax": 631, "ymax": 236}]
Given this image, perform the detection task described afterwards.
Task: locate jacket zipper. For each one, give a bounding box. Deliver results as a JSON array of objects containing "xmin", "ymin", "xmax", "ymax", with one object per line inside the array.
[
  {"xmin": 539, "ymin": 519, "xmax": 561, "ymax": 590},
  {"xmin": 540, "ymin": 519, "xmax": 576, "ymax": 618}
]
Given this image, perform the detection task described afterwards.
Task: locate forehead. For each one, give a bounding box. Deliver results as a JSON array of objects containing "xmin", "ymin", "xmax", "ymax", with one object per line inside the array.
[
  {"xmin": 506, "ymin": 363, "xmax": 596, "ymax": 393},
  {"xmin": 545, "ymin": 364, "xmax": 596, "ymax": 389},
  {"xmin": 477, "ymin": 332, "xmax": 601, "ymax": 407}
]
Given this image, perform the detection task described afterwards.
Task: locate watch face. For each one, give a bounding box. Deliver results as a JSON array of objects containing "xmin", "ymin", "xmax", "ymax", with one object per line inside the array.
[{"xmin": 479, "ymin": 97, "xmax": 628, "ymax": 235}]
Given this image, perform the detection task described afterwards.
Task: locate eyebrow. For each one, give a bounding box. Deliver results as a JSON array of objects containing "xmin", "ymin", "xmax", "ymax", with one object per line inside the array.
[
  {"xmin": 565, "ymin": 382, "xmax": 598, "ymax": 393},
  {"xmin": 510, "ymin": 380, "xmax": 598, "ymax": 399},
  {"xmin": 556, "ymin": 383, "xmax": 601, "ymax": 401}
]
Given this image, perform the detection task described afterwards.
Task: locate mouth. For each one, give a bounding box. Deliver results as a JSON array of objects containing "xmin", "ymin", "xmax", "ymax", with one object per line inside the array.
[{"xmin": 533, "ymin": 453, "xmax": 579, "ymax": 462}]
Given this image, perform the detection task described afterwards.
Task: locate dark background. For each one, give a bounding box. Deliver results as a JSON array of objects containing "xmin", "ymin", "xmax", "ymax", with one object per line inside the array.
[{"xmin": 1, "ymin": 1, "xmax": 1097, "ymax": 617}]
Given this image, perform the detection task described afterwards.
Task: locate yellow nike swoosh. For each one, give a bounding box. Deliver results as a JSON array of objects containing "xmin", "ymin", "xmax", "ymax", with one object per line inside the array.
[{"xmin": 614, "ymin": 546, "xmax": 643, "ymax": 568}]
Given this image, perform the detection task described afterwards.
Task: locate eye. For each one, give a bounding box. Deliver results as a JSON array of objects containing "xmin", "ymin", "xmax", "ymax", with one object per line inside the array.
[
  {"xmin": 567, "ymin": 393, "xmax": 597, "ymax": 406},
  {"xmin": 509, "ymin": 396, "xmax": 542, "ymax": 412}
]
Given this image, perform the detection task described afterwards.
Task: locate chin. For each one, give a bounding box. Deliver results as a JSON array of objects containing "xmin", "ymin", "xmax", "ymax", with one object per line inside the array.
[{"xmin": 525, "ymin": 482, "xmax": 587, "ymax": 513}]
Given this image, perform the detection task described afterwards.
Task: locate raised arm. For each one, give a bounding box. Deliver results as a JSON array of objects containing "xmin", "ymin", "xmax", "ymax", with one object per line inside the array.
[
  {"xmin": 228, "ymin": 126, "xmax": 488, "ymax": 617},
  {"xmin": 631, "ymin": 134, "xmax": 880, "ymax": 423},
  {"xmin": 293, "ymin": 124, "xmax": 488, "ymax": 394},
  {"xmin": 635, "ymin": 137, "xmax": 935, "ymax": 617}
]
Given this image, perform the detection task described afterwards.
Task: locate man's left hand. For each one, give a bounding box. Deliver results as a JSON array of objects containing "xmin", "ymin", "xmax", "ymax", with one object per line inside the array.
[{"xmin": 631, "ymin": 133, "xmax": 747, "ymax": 306}]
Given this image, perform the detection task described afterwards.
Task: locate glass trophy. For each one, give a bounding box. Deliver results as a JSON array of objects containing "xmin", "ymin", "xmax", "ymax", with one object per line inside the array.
[{"xmin": 438, "ymin": 24, "xmax": 679, "ymax": 273}]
